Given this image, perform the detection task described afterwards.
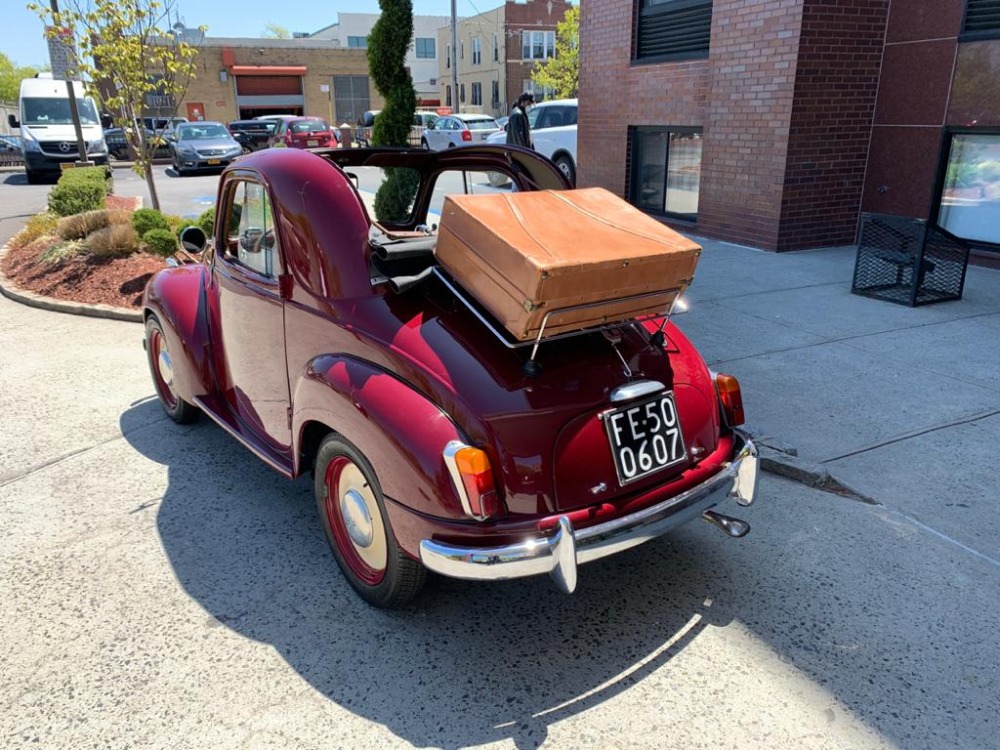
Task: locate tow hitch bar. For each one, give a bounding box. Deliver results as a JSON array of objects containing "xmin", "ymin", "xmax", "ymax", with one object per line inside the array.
[{"xmin": 702, "ymin": 510, "xmax": 750, "ymax": 538}]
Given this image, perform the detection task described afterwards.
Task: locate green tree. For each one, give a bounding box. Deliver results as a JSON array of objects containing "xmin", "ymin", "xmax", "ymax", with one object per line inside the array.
[
  {"xmin": 262, "ymin": 23, "xmax": 290, "ymax": 39},
  {"xmin": 531, "ymin": 6, "xmax": 579, "ymax": 99},
  {"xmin": 29, "ymin": 0, "xmax": 203, "ymax": 211},
  {"xmin": 366, "ymin": 0, "xmax": 419, "ymax": 222},
  {"xmin": 0, "ymin": 52, "xmax": 41, "ymax": 103}
]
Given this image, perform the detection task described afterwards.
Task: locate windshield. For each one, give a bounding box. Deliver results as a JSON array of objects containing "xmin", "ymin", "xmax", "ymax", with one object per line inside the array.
[
  {"xmin": 23, "ymin": 96, "xmax": 100, "ymax": 126},
  {"xmin": 290, "ymin": 120, "xmax": 329, "ymax": 134},
  {"xmin": 177, "ymin": 124, "xmax": 230, "ymax": 140}
]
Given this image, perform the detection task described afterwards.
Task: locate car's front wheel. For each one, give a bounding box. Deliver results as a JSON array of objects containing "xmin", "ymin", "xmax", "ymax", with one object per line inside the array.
[
  {"xmin": 314, "ymin": 435, "xmax": 425, "ymax": 608},
  {"xmin": 145, "ymin": 316, "xmax": 199, "ymax": 424}
]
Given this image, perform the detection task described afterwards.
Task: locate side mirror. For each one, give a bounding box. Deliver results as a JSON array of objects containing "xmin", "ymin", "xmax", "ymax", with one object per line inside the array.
[
  {"xmin": 179, "ymin": 226, "xmax": 208, "ymax": 253},
  {"xmin": 8, "ymin": 114, "xmax": 19, "ymax": 129}
]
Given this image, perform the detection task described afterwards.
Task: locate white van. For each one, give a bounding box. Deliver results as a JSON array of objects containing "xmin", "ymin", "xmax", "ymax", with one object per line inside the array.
[{"xmin": 8, "ymin": 76, "xmax": 108, "ymax": 184}]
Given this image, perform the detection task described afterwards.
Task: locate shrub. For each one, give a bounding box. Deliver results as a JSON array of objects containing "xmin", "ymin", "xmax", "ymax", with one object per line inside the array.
[
  {"xmin": 56, "ymin": 209, "xmax": 132, "ymax": 240},
  {"xmin": 40, "ymin": 239, "xmax": 87, "ymax": 265},
  {"xmin": 197, "ymin": 207, "xmax": 215, "ymax": 235},
  {"xmin": 132, "ymin": 208, "xmax": 170, "ymax": 237},
  {"xmin": 87, "ymin": 224, "xmax": 139, "ymax": 257},
  {"xmin": 143, "ymin": 228, "xmax": 178, "ymax": 258},
  {"xmin": 8, "ymin": 211, "xmax": 59, "ymax": 250},
  {"xmin": 48, "ymin": 174, "xmax": 106, "ymax": 217}
]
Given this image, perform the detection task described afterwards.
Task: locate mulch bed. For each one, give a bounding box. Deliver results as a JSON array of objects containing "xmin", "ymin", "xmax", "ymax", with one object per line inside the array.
[{"xmin": 0, "ymin": 193, "xmax": 166, "ymax": 309}]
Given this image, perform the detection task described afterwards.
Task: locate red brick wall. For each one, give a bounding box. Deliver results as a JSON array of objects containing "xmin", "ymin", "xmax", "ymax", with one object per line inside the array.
[{"xmin": 778, "ymin": 0, "xmax": 889, "ymax": 250}]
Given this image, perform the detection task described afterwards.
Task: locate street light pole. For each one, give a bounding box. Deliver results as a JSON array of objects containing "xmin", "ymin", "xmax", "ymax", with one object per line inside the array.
[
  {"xmin": 49, "ymin": 0, "xmax": 92, "ymax": 166},
  {"xmin": 451, "ymin": 0, "xmax": 460, "ymax": 114}
]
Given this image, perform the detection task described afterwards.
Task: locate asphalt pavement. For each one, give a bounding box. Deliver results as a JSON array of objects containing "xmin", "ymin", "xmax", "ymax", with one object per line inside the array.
[{"xmin": 1, "ymin": 168, "xmax": 999, "ymax": 749}]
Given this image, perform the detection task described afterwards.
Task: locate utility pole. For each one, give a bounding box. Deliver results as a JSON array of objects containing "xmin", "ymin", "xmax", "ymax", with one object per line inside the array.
[
  {"xmin": 451, "ymin": 0, "xmax": 460, "ymax": 114},
  {"xmin": 49, "ymin": 0, "xmax": 92, "ymax": 166}
]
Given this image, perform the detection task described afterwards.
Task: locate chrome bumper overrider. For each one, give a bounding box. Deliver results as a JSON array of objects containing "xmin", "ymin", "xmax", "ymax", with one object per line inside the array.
[{"xmin": 419, "ymin": 431, "xmax": 758, "ymax": 594}]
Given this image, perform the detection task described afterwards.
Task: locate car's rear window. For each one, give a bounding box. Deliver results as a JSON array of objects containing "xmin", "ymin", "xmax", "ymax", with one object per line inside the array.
[
  {"xmin": 291, "ymin": 121, "xmax": 329, "ymax": 134},
  {"xmin": 465, "ymin": 119, "xmax": 499, "ymax": 131}
]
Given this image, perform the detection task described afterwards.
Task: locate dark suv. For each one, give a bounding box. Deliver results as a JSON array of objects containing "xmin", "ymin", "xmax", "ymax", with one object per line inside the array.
[{"xmin": 227, "ymin": 120, "xmax": 276, "ymax": 152}]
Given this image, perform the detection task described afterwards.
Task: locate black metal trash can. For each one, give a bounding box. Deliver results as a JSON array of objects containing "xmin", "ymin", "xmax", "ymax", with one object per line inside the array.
[{"xmin": 851, "ymin": 213, "xmax": 971, "ymax": 306}]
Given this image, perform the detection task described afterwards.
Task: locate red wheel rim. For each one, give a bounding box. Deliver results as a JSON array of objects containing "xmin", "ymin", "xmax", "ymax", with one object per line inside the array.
[
  {"xmin": 148, "ymin": 328, "xmax": 178, "ymax": 409},
  {"xmin": 323, "ymin": 456, "xmax": 387, "ymax": 586}
]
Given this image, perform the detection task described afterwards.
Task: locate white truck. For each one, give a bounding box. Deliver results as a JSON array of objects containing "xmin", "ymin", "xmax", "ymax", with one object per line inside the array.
[
  {"xmin": 487, "ymin": 98, "xmax": 578, "ymax": 186},
  {"xmin": 8, "ymin": 76, "xmax": 108, "ymax": 184}
]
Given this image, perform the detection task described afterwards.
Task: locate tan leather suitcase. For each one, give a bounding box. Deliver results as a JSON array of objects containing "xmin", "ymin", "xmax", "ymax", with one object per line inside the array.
[{"xmin": 435, "ymin": 187, "xmax": 702, "ymax": 341}]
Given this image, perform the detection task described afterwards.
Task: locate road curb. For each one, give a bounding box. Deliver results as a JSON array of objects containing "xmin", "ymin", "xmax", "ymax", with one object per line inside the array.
[{"xmin": 0, "ymin": 240, "xmax": 143, "ymax": 323}]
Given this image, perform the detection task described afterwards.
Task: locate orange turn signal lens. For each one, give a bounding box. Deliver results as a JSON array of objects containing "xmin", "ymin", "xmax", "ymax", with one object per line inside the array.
[
  {"xmin": 444, "ymin": 443, "xmax": 503, "ymax": 520},
  {"xmin": 715, "ymin": 372, "xmax": 745, "ymax": 427},
  {"xmin": 455, "ymin": 447, "xmax": 490, "ymax": 476}
]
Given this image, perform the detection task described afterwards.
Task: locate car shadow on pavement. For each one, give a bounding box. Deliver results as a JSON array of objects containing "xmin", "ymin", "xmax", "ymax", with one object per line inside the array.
[{"xmin": 121, "ymin": 401, "xmax": 741, "ymax": 750}]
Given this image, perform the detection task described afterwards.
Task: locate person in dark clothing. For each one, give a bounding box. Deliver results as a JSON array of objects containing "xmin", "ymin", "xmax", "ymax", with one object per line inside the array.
[{"xmin": 506, "ymin": 91, "xmax": 535, "ymax": 149}]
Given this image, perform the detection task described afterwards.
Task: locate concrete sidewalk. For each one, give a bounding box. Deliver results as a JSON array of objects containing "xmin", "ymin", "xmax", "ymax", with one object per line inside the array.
[{"xmin": 680, "ymin": 237, "xmax": 1000, "ymax": 567}]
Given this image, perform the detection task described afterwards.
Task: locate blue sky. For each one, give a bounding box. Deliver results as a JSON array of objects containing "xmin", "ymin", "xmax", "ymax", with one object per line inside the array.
[{"xmin": 5, "ymin": 0, "xmax": 510, "ymax": 67}]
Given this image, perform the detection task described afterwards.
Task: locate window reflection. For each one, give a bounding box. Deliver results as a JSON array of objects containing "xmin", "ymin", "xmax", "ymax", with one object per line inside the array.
[
  {"xmin": 938, "ymin": 134, "xmax": 1000, "ymax": 246},
  {"xmin": 632, "ymin": 128, "xmax": 702, "ymax": 219}
]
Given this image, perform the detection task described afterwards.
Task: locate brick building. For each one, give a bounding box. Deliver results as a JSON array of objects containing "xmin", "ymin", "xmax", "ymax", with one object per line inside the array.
[
  {"xmin": 579, "ymin": 0, "xmax": 1000, "ymax": 263},
  {"xmin": 437, "ymin": 0, "xmax": 573, "ymax": 118}
]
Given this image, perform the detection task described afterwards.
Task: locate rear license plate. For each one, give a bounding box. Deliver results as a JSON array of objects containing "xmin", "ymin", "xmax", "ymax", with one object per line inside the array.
[
  {"xmin": 307, "ymin": 139, "xmax": 319, "ymax": 147},
  {"xmin": 603, "ymin": 392, "xmax": 686, "ymax": 485},
  {"xmin": 207, "ymin": 159, "xmax": 220, "ymax": 165}
]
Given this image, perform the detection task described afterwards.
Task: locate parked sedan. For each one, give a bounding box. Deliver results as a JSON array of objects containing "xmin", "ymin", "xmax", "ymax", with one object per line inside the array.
[
  {"xmin": 170, "ymin": 121, "xmax": 244, "ymax": 175},
  {"xmin": 142, "ymin": 145, "xmax": 759, "ymax": 608},
  {"xmin": 227, "ymin": 119, "xmax": 276, "ymax": 152},
  {"xmin": 104, "ymin": 127, "xmax": 171, "ymax": 160},
  {"xmin": 268, "ymin": 116, "xmax": 339, "ymax": 149},
  {"xmin": 487, "ymin": 98, "xmax": 578, "ymax": 185},
  {"xmin": 420, "ymin": 114, "xmax": 502, "ymax": 151}
]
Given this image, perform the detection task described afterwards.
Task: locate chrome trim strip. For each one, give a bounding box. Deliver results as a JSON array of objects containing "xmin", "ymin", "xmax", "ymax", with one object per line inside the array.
[
  {"xmin": 420, "ymin": 431, "xmax": 758, "ymax": 590},
  {"xmin": 609, "ymin": 380, "xmax": 665, "ymax": 403},
  {"xmin": 443, "ymin": 440, "xmax": 475, "ymax": 519}
]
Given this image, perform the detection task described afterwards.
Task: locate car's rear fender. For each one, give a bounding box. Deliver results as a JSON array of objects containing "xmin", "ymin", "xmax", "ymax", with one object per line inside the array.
[
  {"xmin": 292, "ymin": 355, "xmax": 479, "ymax": 521},
  {"xmin": 143, "ymin": 265, "xmax": 214, "ymax": 403}
]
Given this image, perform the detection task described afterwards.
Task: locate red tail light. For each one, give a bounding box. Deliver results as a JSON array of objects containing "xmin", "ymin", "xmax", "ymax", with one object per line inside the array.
[
  {"xmin": 461, "ymin": 129, "xmax": 472, "ymax": 142},
  {"xmin": 444, "ymin": 442, "xmax": 503, "ymax": 519},
  {"xmin": 285, "ymin": 131, "xmax": 293, "ymax": 146},
  {"xmin": 715, "ymin": 373, "xmax": 745, "ymax": 427}
]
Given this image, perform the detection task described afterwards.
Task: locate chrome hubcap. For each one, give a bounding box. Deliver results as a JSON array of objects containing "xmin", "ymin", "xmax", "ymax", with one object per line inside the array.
[
  {"xmin": 157, "ymin": 349, "xmax": 174, "ymax": 388},
  {"xmin": 340, "ymin": 488, "xmax": 374, "ymax": 548}
]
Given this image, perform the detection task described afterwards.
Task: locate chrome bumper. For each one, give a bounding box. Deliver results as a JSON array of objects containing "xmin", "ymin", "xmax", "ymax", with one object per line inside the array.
[{"xmin": 419, "ymin": 431, "xmax": 758, "ymax": 594}]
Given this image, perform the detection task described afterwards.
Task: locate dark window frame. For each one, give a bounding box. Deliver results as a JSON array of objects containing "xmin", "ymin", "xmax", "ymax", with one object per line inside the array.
[
  {"xmin": 628, "ymin": 125, "xmax": 703, "ymax": 223},
  {"xmin": 415, "ymin": 37, "xmax": 436, "ymax": 59},
  {"xmin": 631, "ymin": 0, "xmax": 713, "ymax": 65},
  {"xmin": 471, "ymin": 82, "xmax": 482, "ymax": 106},
  {"xmin": 931, "ymin": 126, "xmax": 1000, "ymax": 253}
]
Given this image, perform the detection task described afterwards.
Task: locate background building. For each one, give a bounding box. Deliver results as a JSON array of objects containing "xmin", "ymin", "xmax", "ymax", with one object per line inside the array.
[
  {"xmin": 437, "ymin": 0, "xmax": 572, "ymax": 118},
  {"xmin": 579, "ymin": 0, "xmax": 1000, "ymax": 266}
]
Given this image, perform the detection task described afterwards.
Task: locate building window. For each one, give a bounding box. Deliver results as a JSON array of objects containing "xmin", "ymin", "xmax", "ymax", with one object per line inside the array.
[
  {"xmin": 460, "ymin": 83, "xmax": 466, "ymax": 103},
  {"xmin": 492, "ymin": 80, "xmax": 500, "ymax": 108},
  {"xmin": 471, "ymin": 82, "xmax": 482, "ymax": 106},
  {"xmin": 446, "ymin": 85, "xmax": 451, "ymax": 107},
  {"xmin": 937, "ymin": 132, "xmax": 1000, "ymax": 246},
  {"xmin": 347, "ymin": 35, "xmax": 367, "ymax": 49},
  {"xmin": 415, "ymin": 38, "xmax": 436, "ymax": 59},
  {"xmin": 522, "ymin": 30, "xmax": 555, "ymax": 60},
  {"xmin": 472, "ymin": 37, "xmax": 481, "ymax": 65},
  {"xmin": 446, "ymin": 44, "xmax": 451, "ymax": 68},
  {"xmin": 629, "ymin": 127, "xmax": 703, "ymax": 220},
  {"xmin": 333, "ymin": 75, "xmax": 370, "ymax": 128},
  {"xmin": 493, "ymin": 33, "xmax": 499, "ymax": 62},
  {"xmin": 634, "ymin": 0, "xmax": 713, "ymax": 62},
  {"xmin": 461, "ymin": 40, "xmax": 465, "ymax": 60},
  {"xmin": 962, "ymin": 0, "xmax": 1000, "ymax": 39},
  {"xmin": 522, "ymin": 79, "xmax": 556, "ymax": 101}
]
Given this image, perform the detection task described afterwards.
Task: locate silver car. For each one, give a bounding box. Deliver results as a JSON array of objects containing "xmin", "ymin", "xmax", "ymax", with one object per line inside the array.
[
  {"xmin": 170, "ymin": 121, "xmax": 244, "ymax": 175},
  {"xmin": 420, "ymin": 114, "xmax": 503, "ymax": 151}
]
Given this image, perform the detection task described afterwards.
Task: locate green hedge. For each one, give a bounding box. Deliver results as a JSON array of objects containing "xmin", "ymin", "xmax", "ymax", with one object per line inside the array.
[
  {"xmin": 143, "ymin": 228, "xmax": 178, "ymax": 258},
  {"xmin": 132, "ymin": 208, "xmax": 170, "ymax": 237},
  {"xmin": 48, "ymin": 166, "xmax": 109, "ymax": 217}
]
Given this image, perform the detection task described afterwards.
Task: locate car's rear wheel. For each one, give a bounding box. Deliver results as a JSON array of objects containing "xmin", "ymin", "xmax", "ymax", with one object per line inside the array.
[
  {"xmin": 145, "ymin": 316, "xmax": 199, "ymax": 424},
  {"xmin": 554, "ymin": 154, "xmax": 577, "ymax": 186},
  {"xmin": 314, "ymin": 435, "xmax": 425, "ymax": 608}
]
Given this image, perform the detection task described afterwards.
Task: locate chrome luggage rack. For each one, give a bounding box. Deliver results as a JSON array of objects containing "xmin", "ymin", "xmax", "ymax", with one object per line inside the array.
[{"xmin": 431, "ymin": 267, "xmax": 682, "ymax": 377}]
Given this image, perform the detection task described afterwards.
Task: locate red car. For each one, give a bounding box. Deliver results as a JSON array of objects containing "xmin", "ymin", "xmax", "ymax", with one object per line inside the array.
[
  {"xmin": 267, "ymin": 116, "xmax": 339, "ymax": 149},
  {"xmin": 143, "ymin": 146, "xmax": 759, "ymax": 608}
]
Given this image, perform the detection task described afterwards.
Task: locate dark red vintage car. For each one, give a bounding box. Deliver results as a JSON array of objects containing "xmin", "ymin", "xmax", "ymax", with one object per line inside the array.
[{"xmin": 143, "ymin": 145, "xmax": 758, "ymax": 608}]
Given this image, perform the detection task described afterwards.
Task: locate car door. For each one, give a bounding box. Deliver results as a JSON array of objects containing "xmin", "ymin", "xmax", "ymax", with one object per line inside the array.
[
  {"xmin": 425, "ymin": 117, "xmax": 449, "ymax": 150},
  {"xmin": 531, "ymin": 105, "xmax": 578, "ymax": 165},
  {"xmin": 211, "ymin": 177, "xmax": 292, "ymax": 452}
]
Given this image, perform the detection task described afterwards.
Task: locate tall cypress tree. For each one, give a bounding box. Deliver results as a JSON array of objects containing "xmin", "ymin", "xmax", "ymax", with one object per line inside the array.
[{"xmin": 367, "ymin": 0, "xmax": 420, "ymax": 222}]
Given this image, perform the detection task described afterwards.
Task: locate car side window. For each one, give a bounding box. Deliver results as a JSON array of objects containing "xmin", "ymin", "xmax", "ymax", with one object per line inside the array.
[{"xmin": 224, "ymin": 181, "xmax": 277, "ymax": 278}]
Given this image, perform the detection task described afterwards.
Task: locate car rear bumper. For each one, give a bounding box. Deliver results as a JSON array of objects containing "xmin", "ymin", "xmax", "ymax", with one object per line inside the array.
[{"xmin": 419, "ymin": 430, "xmax": 759, "ymax": 593}]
